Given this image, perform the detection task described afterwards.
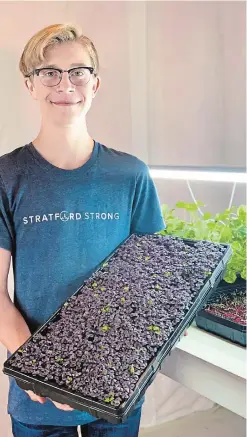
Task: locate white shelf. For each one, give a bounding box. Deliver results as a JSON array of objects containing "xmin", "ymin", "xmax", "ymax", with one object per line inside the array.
[
  {"xmin": 176, "ymin": 324, "xmax": 246, "ymax": 379},
  {"xmin": 161, "ymin": 324, "xmax": 246, "ymax": 418}
]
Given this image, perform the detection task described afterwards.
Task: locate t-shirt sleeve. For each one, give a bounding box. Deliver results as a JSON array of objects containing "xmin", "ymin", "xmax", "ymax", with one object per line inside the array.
[
  {"xmin": 130, "ymin": 161, "xmax": 166, "ymax": 234},
  {"xmin": 0, "ymin": 174, "xmax": 14, "ymax": 252}
]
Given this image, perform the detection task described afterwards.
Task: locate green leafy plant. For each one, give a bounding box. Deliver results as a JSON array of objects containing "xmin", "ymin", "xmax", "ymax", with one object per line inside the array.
[{"xmin": 158, "ymin": 202, "xmax": 246, "ymax": 283}]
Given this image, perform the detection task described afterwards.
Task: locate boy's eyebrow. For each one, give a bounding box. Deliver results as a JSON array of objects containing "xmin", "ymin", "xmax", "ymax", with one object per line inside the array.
[{"xmin": 40, "ymin": 63, "xmax": 88, "ymax": 69}]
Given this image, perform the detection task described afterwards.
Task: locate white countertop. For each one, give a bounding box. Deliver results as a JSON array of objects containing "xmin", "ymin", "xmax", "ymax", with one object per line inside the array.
[
  {"xmin": 176, "ymin": 324, "xmax": 246, "ymax": 380},
  {"xmin": 161, "ymin": 323, "xmax": 246, "ymax": 418}
]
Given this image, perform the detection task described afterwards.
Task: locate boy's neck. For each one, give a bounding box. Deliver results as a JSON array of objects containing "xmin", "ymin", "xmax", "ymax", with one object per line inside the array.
[{"xmin": 32, "ymin": 126, "xmax": 95, "ymax": 170}]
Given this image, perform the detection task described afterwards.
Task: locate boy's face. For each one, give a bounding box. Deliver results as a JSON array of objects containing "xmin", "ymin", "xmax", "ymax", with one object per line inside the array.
[{"xmin": 25, "ymin": 41, "xmax": 100, "ymax": 126}]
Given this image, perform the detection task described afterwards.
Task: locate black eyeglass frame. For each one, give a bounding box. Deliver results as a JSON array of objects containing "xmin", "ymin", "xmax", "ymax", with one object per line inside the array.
[{"xmin": 25, "ymin": 66, "xmax": 96, "ymax": 86}]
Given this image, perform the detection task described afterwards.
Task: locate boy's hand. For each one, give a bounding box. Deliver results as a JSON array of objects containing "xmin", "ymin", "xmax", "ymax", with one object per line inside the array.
[
  {"xmin": 25, "ymin": 390, "xmax": 74, "ymax": 411},
  {"xmin": 25, "ymin": 390, "xmax": 46, "ymax": 404},
  {"xmin": 50, "ymin": 400, "xmax": 74, "ymax": 411}
]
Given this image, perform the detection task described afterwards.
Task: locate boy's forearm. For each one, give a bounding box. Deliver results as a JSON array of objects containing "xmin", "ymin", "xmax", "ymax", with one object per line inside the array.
[{"xmin": 0, "ymin": 293, "xmax": 31, "ymax": 354}]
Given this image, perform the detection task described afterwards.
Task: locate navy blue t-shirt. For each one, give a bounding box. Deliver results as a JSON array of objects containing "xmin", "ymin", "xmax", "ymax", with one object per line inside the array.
[{"xmin": 0, "ymin": 140, "xmax": 165, "ymax": 426}]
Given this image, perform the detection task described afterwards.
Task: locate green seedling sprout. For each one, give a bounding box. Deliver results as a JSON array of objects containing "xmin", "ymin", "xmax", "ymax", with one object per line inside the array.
[
  {"xmin": 101, "ymin": 287, "xmax": 106, "ymax": 291},
  {"xmin": 67, "ymin": 377, "xmax": 73, "ymax": 383},
  {"xmin": 121, "ymin": 297, "xmax": 126, "ymax": 304},
  {"xmin": 148, "ymin": 325, "xmax": 161, "ymax": 334},
  {"xmin": 101, "ymin": 325, "xmax": 110, "ymax": 332},
  {"xmin": 92, "ymin": 282, "xmax": 98, "ymax": 288},
  {"xmin": 102, "ymin": 263, "xmax": 109, "ymax": 267},
  {"xmin": 123, "ymin": 286, "xmax": 129, "ymax": 291},
  {"xmin": 104, "ymin": 392, "xmax": 115, "ymax": 403},
  {"xmin": 102, "ymin": 306, "xmax": 110, "ymax": 313},
  {"xmin": 130, "ymin": 365, "xmax": 135, "ymax": 375}
]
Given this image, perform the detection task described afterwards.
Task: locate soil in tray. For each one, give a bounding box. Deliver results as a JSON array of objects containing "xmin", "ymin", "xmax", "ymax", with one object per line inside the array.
[
  {"xmin": 205, "ymin": 290, "xmax": 246, "ymax": 326},
  {"xmin": 8, "ymin": 234, "xmax": 226, "ymax": 408}
]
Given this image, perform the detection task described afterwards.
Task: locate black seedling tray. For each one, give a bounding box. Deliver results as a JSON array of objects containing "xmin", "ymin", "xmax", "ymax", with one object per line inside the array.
[
  {"xmin": 195, "ymin": 282, "xmax": 246, "ymax": 346},
  {"xmin": 213, "ymin": 273, "xmax": 245, "ymax": 292},
  {"xmin": 3, "ymin": 234, "xmax": 232, "ymax": 424}
]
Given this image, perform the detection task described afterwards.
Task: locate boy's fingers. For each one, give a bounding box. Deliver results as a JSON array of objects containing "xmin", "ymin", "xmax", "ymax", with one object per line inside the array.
[
  {"xmin": 51, "ymin": 400, "xmax": 74, "ymax": 411},
  {"xmin": 25, "ymin": 390, "xmax": 46, "ymax": 404}
]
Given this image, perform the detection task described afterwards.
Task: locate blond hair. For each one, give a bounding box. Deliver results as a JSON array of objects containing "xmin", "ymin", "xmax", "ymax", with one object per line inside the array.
[{"xmin": 19, "ymin": 23, "xmax": 99, "ymax": 77}]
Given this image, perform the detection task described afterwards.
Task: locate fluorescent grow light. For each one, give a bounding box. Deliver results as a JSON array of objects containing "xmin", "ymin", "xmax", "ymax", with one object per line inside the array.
[{"xmin": 148, "ymin": 166, "xmax": 247, "ymax": 183}]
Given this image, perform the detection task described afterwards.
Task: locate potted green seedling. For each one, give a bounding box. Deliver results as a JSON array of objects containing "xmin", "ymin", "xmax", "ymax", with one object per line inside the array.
[
  {"xmin": 159, "ymin": 202, "xmax": 246, "ymax": 286},
  {"xmin": 158, "ymin": 201, "xmax": 246, "ymax": 343}
]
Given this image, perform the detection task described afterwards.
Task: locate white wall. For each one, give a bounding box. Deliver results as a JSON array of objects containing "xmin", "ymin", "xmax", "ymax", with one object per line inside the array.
[
  {"xmin": 145, "ymin": 1, "xmax": 246, "ymax": 212},
  {"xmin": 0, "ymin": 2, "xmax": 245, "ymax": 214},
  {"xmin": 147, "ymin": 1, "xmax": 245, "ymax": 167}
]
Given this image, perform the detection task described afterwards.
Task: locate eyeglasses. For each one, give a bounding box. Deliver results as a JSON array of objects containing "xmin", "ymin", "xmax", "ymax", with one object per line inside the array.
[{"xmin": 25, "ymin": 66, "xmax": 95, "ymax": 87}]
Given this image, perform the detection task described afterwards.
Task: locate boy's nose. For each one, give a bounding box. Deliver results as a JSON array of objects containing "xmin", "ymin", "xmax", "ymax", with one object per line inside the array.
[{"xmin": 57, "ymin": 72, "xmax": 75, "ymax": 91}]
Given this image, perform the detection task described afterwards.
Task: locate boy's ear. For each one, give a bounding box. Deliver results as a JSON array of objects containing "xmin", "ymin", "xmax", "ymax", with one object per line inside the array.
[
  {"xmin": 25, "ymin": 78, "xmax": 38, "ymax": 100},
  {"xmin": 25, "ymin": 77, "xmax": 33, "ymax": 92},
  {"xmin": 92, "ymin": 76, "xmax": 101, "ymax": 98}
]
